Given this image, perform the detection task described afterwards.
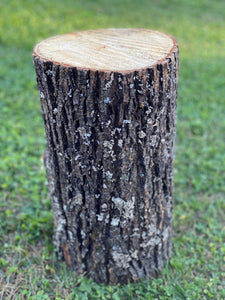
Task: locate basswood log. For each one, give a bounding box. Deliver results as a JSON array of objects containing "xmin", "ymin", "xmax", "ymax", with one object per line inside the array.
[{"xmin": 33, "ymin": 28, "xmax": 179, "ymax": 285}]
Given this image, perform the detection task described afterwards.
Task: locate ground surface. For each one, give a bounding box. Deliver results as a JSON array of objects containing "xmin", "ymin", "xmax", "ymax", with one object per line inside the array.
[{"xmin": 0, "ymin": 0, "xmax": 225, "ymax": 299}]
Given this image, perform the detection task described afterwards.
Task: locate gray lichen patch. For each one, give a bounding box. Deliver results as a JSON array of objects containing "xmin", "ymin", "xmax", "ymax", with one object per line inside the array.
[
  {"xmin": 111, "ymin": 218, "xmax": 120, "ymax": 226},
  {"xmin": 112, "ymin": 196, "xmax": 135, "ymax": 220},
  {"xmin": 138, "ymin": 130, "xmax": 146, "ymax": 139},
  {"xmin": 111, "ymin": 251, "xmax": 131, "ymax": 269}
]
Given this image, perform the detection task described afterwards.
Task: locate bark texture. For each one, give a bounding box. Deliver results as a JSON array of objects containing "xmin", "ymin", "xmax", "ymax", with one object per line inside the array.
[{"xmin": 33, "ymin": 44, "xmax": 179, "ymax": 284}]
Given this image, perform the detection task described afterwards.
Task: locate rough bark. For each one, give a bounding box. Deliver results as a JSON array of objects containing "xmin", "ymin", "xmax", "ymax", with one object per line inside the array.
[{"xmin": 33, "ymin": 34, "xmax": 178, "ymax": 285}]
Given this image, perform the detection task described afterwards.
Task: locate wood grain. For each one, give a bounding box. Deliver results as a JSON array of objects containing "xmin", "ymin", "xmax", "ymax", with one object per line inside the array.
[{"xmin": 33, "ymin": 28, "xmax": 176, "ymax": 72}]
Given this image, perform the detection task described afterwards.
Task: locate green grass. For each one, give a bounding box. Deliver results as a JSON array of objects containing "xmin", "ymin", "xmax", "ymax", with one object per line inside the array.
[{"xmin": 0, "ymin": 0, "xmax": 225, "ymax": 299}]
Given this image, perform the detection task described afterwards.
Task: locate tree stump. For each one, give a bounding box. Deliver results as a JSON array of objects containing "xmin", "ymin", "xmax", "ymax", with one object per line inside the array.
[{"xmin": 33, "ymin": 28, "xmax": 179, "ymax": 285}]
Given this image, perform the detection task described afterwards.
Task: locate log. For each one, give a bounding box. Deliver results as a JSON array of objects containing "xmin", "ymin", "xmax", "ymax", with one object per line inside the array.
[{"xmin": 33, "ymin": 28, "xmax": 179, "ymax": 285}]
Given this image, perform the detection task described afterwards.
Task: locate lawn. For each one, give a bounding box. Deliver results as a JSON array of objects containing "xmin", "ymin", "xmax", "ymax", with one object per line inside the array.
[{"xmin": 0, "ymin": 0, "xmax": 225, "ymax": 299}]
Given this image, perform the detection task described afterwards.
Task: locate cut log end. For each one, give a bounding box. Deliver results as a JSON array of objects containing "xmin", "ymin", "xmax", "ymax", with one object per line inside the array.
[{"xmin": 33, "ymin": 28, "xmax": 177, "ymax": 72}]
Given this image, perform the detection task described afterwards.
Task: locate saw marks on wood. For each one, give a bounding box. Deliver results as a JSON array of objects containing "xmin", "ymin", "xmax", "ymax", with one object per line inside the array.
[{"xmin": 33, "ymin": 28, "xmax": 176, "ymax": 72}]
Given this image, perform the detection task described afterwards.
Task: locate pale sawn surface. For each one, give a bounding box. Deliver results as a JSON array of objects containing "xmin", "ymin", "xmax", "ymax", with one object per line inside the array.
[{"xmin": 33, "ymin": 28, "xmax": 176, "ymax": 72}]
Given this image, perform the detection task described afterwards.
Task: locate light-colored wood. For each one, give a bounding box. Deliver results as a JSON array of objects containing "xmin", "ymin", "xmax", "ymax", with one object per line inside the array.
[{"xmin": 33, "ymin": 28, "xmax": 176, "ymax": 72}]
